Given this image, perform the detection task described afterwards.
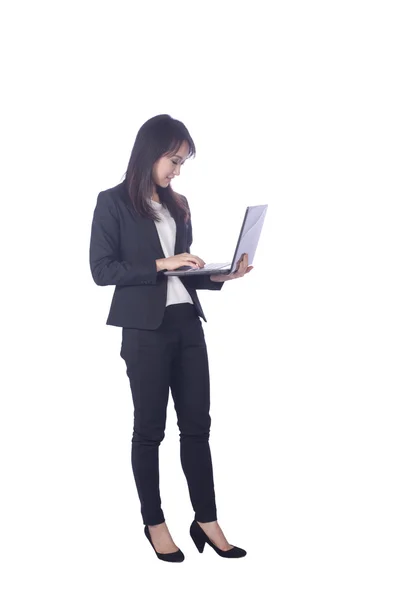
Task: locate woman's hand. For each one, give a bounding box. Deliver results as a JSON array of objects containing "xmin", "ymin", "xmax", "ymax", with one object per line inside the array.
[
  {"xmin": 210, "ymin": 253, "xmax": 254, "ymax": 282},
  {"xmin": 157, "ymin": 253, "xmax": 205, "ymax": 272}
]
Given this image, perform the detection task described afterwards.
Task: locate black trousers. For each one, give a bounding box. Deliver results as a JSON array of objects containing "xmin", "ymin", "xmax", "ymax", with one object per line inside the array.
[{"xmin": 120, "ymin": 302, "xmax": 218, "ymax": 526}]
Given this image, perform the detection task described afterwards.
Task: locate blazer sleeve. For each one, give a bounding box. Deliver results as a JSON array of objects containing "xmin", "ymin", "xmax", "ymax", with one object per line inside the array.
[
  {"xmin": 89, "ymin": 191, "xmax": 158, "ymax": 286},
  {"xmin": 182, "ymin": 199, "xmax": 225, "ymax": 292}
]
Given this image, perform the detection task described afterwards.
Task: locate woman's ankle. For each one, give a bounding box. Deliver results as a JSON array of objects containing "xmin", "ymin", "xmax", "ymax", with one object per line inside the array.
[{"xmin": 148, "ymin": 521, "xmax": 166, "ymax": 529}]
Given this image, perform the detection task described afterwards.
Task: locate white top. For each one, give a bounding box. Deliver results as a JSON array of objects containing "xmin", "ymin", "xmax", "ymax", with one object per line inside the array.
[{"xmin": 149, "ymin": 199, "xmax": 194, "ymax": 308}]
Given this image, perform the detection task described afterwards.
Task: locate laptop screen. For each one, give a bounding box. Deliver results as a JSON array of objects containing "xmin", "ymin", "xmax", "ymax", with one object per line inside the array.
[{"xmin": 229, "ymin": 204, "xmax": 268, "ymax": 270}]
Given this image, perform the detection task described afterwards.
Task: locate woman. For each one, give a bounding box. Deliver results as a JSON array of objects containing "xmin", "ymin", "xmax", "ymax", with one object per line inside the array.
[{"xmin": 89, "ymin": 114, "xmax": 253, "ymax": 562}]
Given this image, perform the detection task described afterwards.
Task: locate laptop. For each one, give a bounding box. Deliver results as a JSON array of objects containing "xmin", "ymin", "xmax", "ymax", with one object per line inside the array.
[{"xmin": 163, "ymin": 204, "xmax": 268, "ymax": 277}]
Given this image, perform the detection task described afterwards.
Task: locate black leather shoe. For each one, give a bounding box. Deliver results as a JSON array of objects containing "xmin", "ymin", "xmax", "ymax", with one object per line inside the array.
[
  {"xmin": 144, "ymin": 525, "xmax": 185, "ymax": 562},
  {"xmin": 189, "ymin": 520, "xmax": 247, "ymax": 558}
]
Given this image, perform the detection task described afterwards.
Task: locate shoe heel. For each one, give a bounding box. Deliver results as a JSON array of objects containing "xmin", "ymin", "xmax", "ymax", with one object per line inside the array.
[{"xmin": 190, "ymin": 525, "xmax": 206, "ymax": 553}]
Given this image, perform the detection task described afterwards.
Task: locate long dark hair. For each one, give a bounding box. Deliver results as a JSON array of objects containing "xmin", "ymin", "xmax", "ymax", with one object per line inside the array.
[{"xmin": 121, "ymin": 114, "xmax": 196, "ymax": 224}]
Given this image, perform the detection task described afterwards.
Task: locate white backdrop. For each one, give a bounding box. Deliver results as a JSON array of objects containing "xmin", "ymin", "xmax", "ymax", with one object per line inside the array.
[{"xmin": 1, "ymin": 1, "xmax": 398, "ymax": 598}]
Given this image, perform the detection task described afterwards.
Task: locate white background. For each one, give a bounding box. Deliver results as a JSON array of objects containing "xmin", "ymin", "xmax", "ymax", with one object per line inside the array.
[{"xmin": 1, "ymin": 1, "xmax": 398, "ymax": 598}]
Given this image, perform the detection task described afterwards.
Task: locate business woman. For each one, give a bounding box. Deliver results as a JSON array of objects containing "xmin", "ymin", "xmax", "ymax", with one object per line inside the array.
[{"xmin": 89, "ymin": 114, "xmax": 253, "ymax": 562}]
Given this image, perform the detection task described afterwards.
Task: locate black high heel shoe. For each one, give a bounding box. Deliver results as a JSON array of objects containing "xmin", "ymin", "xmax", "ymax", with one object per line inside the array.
[
  {"xmin": 144, "ymin": 525, "xmax": 185, "ymax": 562},
  {"xmin": 190, "ymin": 520, "xmax": 247, "ymax": 558}
]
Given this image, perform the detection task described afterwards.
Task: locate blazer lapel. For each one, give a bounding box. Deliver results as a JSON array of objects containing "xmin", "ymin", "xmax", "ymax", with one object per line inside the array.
[
  {"xmin": 173, "ymin": 213, "xmax": 186, "ymax": 255},
  {"xmin": 119, "ymin": 182, "xmax": 187, "ymax": 258},
  {"xmin": 140, "ymin": 214, "xmax": 186, "ymax": 258}
]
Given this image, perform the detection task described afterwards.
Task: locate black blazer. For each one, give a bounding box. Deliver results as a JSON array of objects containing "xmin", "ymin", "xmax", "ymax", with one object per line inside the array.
[{"xmin": 89, "ymin": 180, "xmax": 224, "ymax": 329}]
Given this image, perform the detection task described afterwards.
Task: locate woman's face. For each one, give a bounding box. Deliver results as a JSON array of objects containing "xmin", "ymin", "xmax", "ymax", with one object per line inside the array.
[{"xmin": 152, "ymin": 140, "xmax": 190, "ymax": 188}]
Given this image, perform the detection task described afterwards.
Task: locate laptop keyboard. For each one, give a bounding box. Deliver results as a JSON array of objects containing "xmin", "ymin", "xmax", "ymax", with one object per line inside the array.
[
  {"xmin": 176, "ymin": 262, "xmax": 231, "ymax": 272},
  {"xmin": 200, "ymin": 262, "xmax": 231, "ymax": 271}
]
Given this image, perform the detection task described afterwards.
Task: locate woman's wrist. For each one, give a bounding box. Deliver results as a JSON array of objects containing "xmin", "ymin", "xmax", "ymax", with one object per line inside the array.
[{"xmin": 156, "ymin": 259, "xmax": 165, "ymax": 272}]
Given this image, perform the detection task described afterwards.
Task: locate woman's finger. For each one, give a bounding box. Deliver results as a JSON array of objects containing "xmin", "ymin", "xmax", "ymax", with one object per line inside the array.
[{"xmin": 240, "ymin": 256, "xmax": 248, "ymax": 274}]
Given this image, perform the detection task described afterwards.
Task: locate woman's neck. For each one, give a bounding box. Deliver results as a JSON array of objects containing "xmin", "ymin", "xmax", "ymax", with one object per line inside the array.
[{"xmin": 151, "ymin": 186, "xmax": 160, "ymax": 203}]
